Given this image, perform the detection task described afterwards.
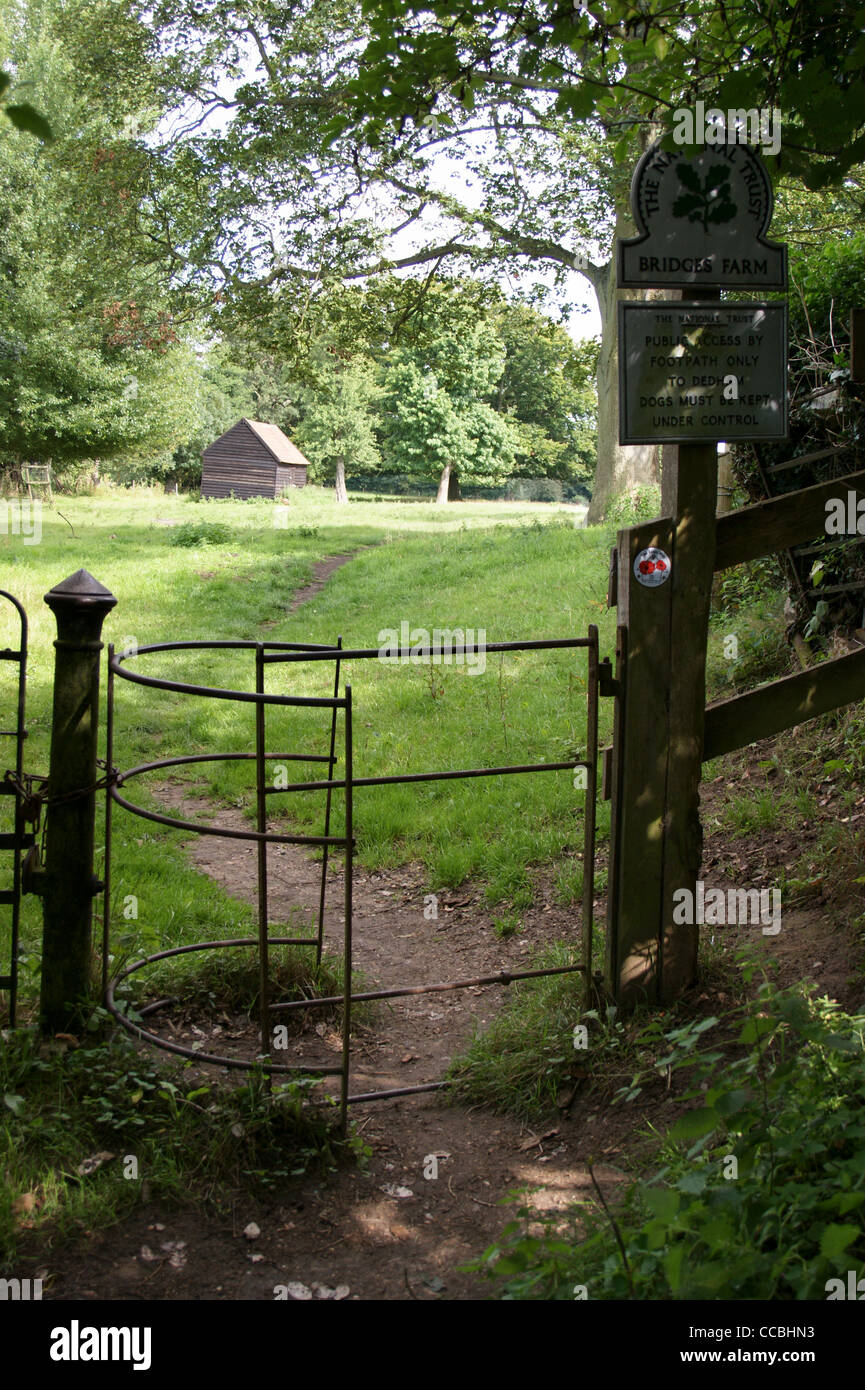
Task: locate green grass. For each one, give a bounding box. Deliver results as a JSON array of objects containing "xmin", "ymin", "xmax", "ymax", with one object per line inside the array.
[
  {"xmin": 446, "ymin": 941, "xmax": 600, "ymax": 1121},
  {"xmin": 723, "ymin": 788, "xmax": 782, "ymax": 835},
  {"xmin": 2, "ymin": 486, "xmax": 614, "ymax": 1023},
  {"xmin": 0, "ymin": 484, "xmax": 611, "ymax": 1261}
]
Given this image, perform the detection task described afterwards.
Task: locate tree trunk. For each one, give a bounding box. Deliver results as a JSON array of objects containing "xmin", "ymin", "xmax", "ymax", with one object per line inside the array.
[
  {"xmin": 436, "ymin": 461, "xmax": 451, "ymax": 504},
  {"xmin": 448, "ymin": 468, "xmax": 461, "ymax": 501},
  {"xmin": 585, "ymin": 250, "xmax": 661, "ymax": 525},
  {"xmin": 716, "ymin": 448, "xmax": 734, "ymax": 515},
  {"xmin": 334, "ymin": 455, "xmax": 348, "ymax": 504}
]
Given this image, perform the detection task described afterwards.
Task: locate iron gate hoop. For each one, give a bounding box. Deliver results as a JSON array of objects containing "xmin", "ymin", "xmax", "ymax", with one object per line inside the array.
[{"xmin": 103, "ymin": 631, "xmax": 600, "ymax": 1123}]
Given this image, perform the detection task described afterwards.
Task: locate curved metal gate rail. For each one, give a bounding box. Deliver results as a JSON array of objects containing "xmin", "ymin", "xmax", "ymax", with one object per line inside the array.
[
  {"xmin": 0, "ymin": 590, "xmax": 29, "ymax": 1027},
  {"xmin": 104, "ymin": 629, "xmax": 599, "ymax": 1130}
]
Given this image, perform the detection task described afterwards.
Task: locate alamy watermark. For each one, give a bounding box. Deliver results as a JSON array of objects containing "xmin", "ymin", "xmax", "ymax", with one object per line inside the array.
[
  {"xmin": 377, "ymin": 621, "xmax": 487, "ymax": 676},
  {"xmin": 673, "ymin": 881, "xmax": 781, "ymax": 935},
  {"xmin": 0, "ymin": 499, "xmax": 41, "ymax": 545},
  {"xmin": 825, "ymin": 492, "xmax": 865, "ymax": 535},
  {"xmin": 49, "ymin": 1322, "xmax": 151, "ymax": 1370},
  {"xmin": 826, "ymin": 1271, "xmax": 865, "ymax": 1299},
  {"xmin": 0, "ymin": 1276, "xmax": 42, "ymax": 1300},
  {"xmin": 672, "ymin": 102, "xmax": 781, "ymax": 157}
]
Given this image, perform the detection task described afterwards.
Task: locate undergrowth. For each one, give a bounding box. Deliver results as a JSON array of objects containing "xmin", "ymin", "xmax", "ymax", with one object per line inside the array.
[
  {"xmin": 446, "ymin": 942, "xmax": 601, "ymax": 1121},
  {"xmin": 469, "ymin": 973, "xmax": 865, "ymax": 1300},
  {"xmin": 0, "ymin": 1014, "xmax": 369, "ymax": 1270}
]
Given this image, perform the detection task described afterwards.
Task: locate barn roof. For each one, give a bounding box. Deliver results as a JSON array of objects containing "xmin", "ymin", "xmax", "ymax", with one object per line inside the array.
[
  {"xmin": 204, "ymin": 419, "xmax": 310, "ymax": 467},
  {"xmin": 244, "ymin": 420, "xmax": 310, "ymax": 467}
]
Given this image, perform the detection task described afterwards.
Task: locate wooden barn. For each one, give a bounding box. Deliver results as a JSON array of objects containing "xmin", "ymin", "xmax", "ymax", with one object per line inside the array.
[{"xmin": 201, "ymin": 419, "xmax": 310, "ymax": 499}]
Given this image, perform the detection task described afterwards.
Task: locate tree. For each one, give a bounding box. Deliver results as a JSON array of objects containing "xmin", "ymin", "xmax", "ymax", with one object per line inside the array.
[
  {"xmin": 333, "ymin": 0, "xmax": 865, "ymax": 513},
  {"xmin": 381, "ymin": 293, "xmax": 518, "ymax": 500},
  {"xmin": 494, "ymin": 302, "xmax": 597, "ymax": 484},
  {"xmin": 64, "ymin": 1, "xmax": 865, "ymax": 514},
  {"xmin": 0, "ymin": 0, "xmax": 200, "ymax": 478},
  {"xmin": 294, "ymin": 353, "xmax": 381, "ymax": 501},
  {"xmin": 350, "ymin": 0, "xmax": 865, "ymax": 187},
  {"xmin": 119, "ymin": 4, "xmax": 658, "ymax": 516}
]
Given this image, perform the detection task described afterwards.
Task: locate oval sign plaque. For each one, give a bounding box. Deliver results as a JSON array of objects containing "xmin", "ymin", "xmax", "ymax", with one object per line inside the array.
[
  {"xmin": 618, "ymin": 140, "xmax": 787, "ymax": 291},
  {"xmin": 634, "ymin": 547, "xmax": 672, "ymax": 587}
]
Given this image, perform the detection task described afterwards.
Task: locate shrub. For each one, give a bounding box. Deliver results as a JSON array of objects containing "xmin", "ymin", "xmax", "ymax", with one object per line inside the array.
[
  {"xmin": 169, "ymin": 521, "xmax": 231, "ymax": 548},
  {"xmin": 471, "ymin": 979, "xmax": 865, "ymax": 1299},
  {"xmin": 605, "ymin": 484, "xmax": 663, "ymax": 527}
]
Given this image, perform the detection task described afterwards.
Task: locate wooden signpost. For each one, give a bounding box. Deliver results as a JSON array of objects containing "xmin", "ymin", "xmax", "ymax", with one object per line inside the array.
[
  {"xmin": 604, "ymin": 139, "xmax": 864, "ymax": 1006},
  {"xmin": 606, "ymin": 141, "xmax": 851, "ymax": 1006}
]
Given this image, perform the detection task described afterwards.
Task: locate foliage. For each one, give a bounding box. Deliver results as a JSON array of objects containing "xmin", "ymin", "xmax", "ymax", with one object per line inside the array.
[
  {"xmin": 0, "ymin": 1018, "xmax": 365, "ymax": 1266},
  {"xmin": 382, "ymin": 294, "xmax": 519, "ymax": 492},
  {"xmin": 730, "ymin": 212, "xmax": 865, "ymax": 638},
  {"xmin": 169, "ymin": 520, "xmax": 232, "ymax": 547},
  {"xmin": 604, "ymin": 484, "xmax": 662, "ymax": 527},
  {"xmin": 0, "ymin": 64, "xmax": 51, "ymax": 139},
  {"xmin": 0, "ymin": 0, "xmax": 199, "ymax": 475},
  {"xmin": 494, "ymin": 303, "xmax": 597, "ymax": 483},
  {"xmin": 349, "ymin": 0, "xmax": 865, "ymax": 188},
  {"xmin": 294, "ymin": 353, "xmax": 382, "ymax": 489},
  {"xmin": 471, "ymin": 980, "xmax": 865, "ymax": 1299}
]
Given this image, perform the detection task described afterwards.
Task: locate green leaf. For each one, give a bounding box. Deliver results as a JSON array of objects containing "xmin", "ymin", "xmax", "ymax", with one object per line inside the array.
[
  {"xmin": 556, "ymin": 84, "xmax": 595, "ymax": 120},
  {"xmin": 824, "ymin": 1034, "xmax": 862, "ymax": 1053},
  {"xmin": 715, "ymin": 1088, "xmax": 751, "ymax": 1117},
  {"xmin": 738, "ymin": 1015, "xmax": 776, "ymax": 1044},
  {"xmin": 670, "ymin": 1107, "xmax": 720, "ymax": 1141},
  {"xmin": 827, "ymin": 1193, "xmax": 865, "ymax": 1216},
  {"xmin": 3, "ymin": 1093, "xmax": 25, "ymax": 1115},
  {"xmin": 663, "ymin": 1242, "xmax": 685, "ymax": 1292},
  {"xmin": 613, "ymin": 131, "xmax": 633, "ymax": 164},
  {"xmin": 643, "ymin": 1186, "xmax": 680, "ymax": 1221},
  {"xmin": 820, "ymin": 1223, "xmax": 860, "ymax": 1257},
  {"xmin": 676, "ymin": 1169, "xmax": 709, "ymax": 1195},
  {"xmin": 4, "ymin": 102, "xmax": 53, "ymax": 141}
]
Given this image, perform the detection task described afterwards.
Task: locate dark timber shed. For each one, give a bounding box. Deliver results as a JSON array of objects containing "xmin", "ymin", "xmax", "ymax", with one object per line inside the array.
[{"xmin": 201, "ymin": 419, "xmax": 310, "ymax": 499}]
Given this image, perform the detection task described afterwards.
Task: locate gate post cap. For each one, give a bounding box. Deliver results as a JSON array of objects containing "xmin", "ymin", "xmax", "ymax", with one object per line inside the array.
[{"xmin": 44, "ymin": 570, "xmax": 117, "ymax": 614}]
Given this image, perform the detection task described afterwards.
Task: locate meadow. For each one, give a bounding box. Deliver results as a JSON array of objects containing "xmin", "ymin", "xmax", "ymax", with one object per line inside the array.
[{"xmin": 1, "ymin": 485, "xmax": 611, "ymax": 1006}]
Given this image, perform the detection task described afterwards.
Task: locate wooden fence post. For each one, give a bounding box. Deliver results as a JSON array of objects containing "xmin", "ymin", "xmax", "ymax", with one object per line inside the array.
[
  {"xmin": 605, "ymin": 516, "xmax": 675, "ymax": 1005},
  {"xmin": 657, "ymin": 441, "xmax": 719, "ymax": 1001}
]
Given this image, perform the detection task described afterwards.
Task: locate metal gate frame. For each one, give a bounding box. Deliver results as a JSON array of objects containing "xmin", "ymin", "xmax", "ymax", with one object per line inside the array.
[
  {"xmin": 104, "ymin": 628, "xmax": 599, "ymax": 1130},
  {"xmin": 0, "ymin": 589, "xmax": 29, "ymax": 1027}
]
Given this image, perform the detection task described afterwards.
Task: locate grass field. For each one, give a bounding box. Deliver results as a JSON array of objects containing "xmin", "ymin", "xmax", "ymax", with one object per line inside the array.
[
  {"xmin": 4, "ymin": 482, "xmax": 860, "ymax": 1276},
  {"xmin": 1, "ymin": 485, "xmax": 610, "ymax": 1007}
]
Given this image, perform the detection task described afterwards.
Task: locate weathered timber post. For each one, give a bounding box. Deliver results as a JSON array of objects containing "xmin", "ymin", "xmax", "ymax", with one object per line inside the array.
[
  {"xmin": 40, "ymin": 570, "xmax": 116, "ymax": 1033},
  {"xmin": 658, "ymin": 422, "xmax": 719, "ymax": 1002},
  {"xmin": 604, "ymin": 516, "xmax": 675, "ymax": 1003},
  {"xmin": 716, "ymin": 443, "xmax": 734, "ymax": 516}
]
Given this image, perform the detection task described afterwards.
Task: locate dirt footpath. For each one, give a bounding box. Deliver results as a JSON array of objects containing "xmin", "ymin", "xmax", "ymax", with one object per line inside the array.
[{"xmin": 45, "ymin": 787, "xmax": 630, "ymax": 1301}]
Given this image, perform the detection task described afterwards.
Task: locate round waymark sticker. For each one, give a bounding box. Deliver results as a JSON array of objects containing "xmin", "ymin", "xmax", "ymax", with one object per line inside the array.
[{"xmin": 634, "ymin": 547, "xmax": 671, "ymax": 587}]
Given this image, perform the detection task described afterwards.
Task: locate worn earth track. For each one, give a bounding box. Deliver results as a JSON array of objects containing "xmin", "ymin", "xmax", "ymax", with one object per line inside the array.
[
  {"xmin": 40, "ymin": 546, "xmax": 627, "ymax": 1301},
  {"xmin": 35, "ymin": 804, "xmax": 627, "ymax": 1302},
  {"xmin": 33, "ymin": 552, "xmax": 863, "ymax": 1301}
]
